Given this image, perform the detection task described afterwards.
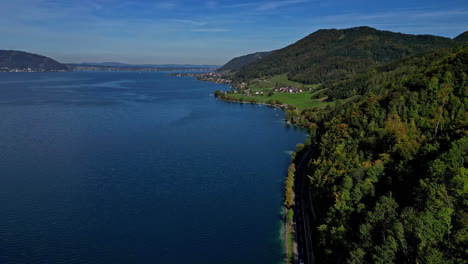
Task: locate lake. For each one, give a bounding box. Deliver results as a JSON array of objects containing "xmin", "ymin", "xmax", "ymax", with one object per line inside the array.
[{"xmin": 0, "ymin": 72, "xmax": 306, "ymax": 263}]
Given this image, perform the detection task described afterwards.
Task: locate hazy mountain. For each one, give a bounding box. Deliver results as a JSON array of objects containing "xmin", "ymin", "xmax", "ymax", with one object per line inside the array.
[
  {"xmin": 0, "ymin": 50, "xmax": 68, "ymax": 71},
  {"xmin": 68, "ymin": 62, "xmax": 220, "ymax": 68}
]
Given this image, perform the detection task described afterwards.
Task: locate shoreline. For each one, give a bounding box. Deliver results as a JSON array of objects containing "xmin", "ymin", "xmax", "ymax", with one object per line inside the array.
[
  {"xmin": 211, "ymin": 77, "xmax": 307, "ymax": 264},
  {"xmin": 215, "ymin": 86, "xmax": 312, "ymax": 264},
  {"xmin": 214, "ymin": 96, "xmax": 288, "ymax": 110},
  {"xmin": 174, "ymin": 72, "xmax": 308, "ymax": 264},
  {"xmin": 217, "ymin": 95, "xmax": 304, "ymax": 264},
  {"xmin": 213, "ymin": 91, "xmax": 297, "ymax": 111}
]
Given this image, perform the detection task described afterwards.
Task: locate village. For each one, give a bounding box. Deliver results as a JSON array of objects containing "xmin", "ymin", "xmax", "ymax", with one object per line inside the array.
[
  {"xmin": 275, "ymin": 86, "xmax": 304, "ymax": 93},
  {"xmin": 170, "ymin": 71, "xmax": 233, "ymax": 85},
  {"xmin": 172, "ymin": 71, "xmax": 309, "ymax": 95},
  {"xmin": 237, "ymin": 86, "xmax": 304, "ymax": 95},
  {"xmin": 234, "ymin": 82, "xmax": 306, "ymax": 96},
  {"xmin": 0, "ymin": 67, "xmax": 68, "ymax": 72},
  {"xmin": 231, "ymin": 78, "xmax": 307, "ymax": 95}
]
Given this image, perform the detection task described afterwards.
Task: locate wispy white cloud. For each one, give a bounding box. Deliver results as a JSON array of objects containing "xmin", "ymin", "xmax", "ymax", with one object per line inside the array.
[
  {"xmin": 356, "ymin": 10, "xmax": 468, "ymax": 20},
  {"xmin": 310, "ymin": 9, "xmax": 468, "ymax": 25},
  {"xmin": 157, "ymin": 2, "xmax": 177, "ymax": 9},
  {"xmin": 192, "ymin": 28, "xmax": 230, "ymax": 32},
  {"xmin": 168, "ymin": 19, "xmax": 207, "ymax": 26},
  {"xmin": 224, "ymin": 2, "xmax": 257, "ymax": 9},
  {"xmin": 1, "ymin": 0, "xmax": 466, "ymax": 64},
  {"xmin": 219, "ymin": 0, "xmax": 310, "ymax": 11},
  {"xmin": 413, "ymin": 10, "xmax": 468, "ymax": 18},
  {"xmin": 257, "ymin": 0, "xmax": 309, "ymax": 10}
]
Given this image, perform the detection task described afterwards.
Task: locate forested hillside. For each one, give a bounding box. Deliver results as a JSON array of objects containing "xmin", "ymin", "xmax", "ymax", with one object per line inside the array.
[
  {"xmin": 233, "ymin": 27, "xmax": 457, "ymax": 84},
  {"xmin": 325, "ymin": 45, "xmax": 466, "ymax": 100},
  {"xmin": 217, "ymin": 51, "xmax": 272, "ymax": 72},
  {"xmin": 292, "ymin": 45, "xmax": 467, "ymax": 263},
  {"xmin": 454, "ymin": 31, "xmax": 468, "ymax": 43}
]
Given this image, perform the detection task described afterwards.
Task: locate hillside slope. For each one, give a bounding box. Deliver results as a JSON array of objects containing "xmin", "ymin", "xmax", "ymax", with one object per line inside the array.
[
  {"xmin": 217, "ymin": 51, "xmax": 272, "ymax": 72},
  {"xmin": 234, "ymin": 27, "xmax": 457, "ymax": 84},
  {"xmin": 454, "ymin": 31, "xmax": 468, "ymax": 43},
  {"xmin": 0, "ymin": 50, "xmax": 68, "ymax": 71},
  {"xmin": 291, "ymin": 44, "xmax": 468, "ymax": 263}
]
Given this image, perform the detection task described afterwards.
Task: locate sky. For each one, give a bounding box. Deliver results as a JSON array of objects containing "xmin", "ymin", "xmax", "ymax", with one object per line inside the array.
[{"xmin": 1, "ymin": 0, "xmax": 467, "ymax": 65}]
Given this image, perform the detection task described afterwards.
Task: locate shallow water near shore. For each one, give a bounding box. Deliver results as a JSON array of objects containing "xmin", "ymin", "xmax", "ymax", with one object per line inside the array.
[{"xmin": 0, "ymin": 71, "xmax": 306, "ymax": 264}]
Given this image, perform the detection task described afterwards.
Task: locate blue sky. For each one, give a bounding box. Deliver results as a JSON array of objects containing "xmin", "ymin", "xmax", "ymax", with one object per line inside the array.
[{"xmin": 1, "ymin": 0, "xmax": 467, "ymax": 64}]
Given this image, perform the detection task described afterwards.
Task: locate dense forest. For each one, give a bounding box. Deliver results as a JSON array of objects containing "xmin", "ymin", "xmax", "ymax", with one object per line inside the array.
[
  {"xmin": 214, "ymin": 26, "xmax": 467, "ymax": 263},
  {"xmin": 325, "ymin": 46, "xmax": 467, "ymax": 100},
  {"xmin": 288, "ymin": 45, "xmax": 467, "ymax": 263},
  {"xmin": 232, "ymin": 27, "xmax": 464, "ymax": 85}
]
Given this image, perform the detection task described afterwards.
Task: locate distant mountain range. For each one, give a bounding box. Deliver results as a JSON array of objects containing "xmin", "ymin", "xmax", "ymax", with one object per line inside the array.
[
  {"xmin": 4, "ymin": 26, "xmax": 467, "ymax": 75},
  {"xmin": 0, "ymin": 50, "xmax": 69, "ymax": 72},
  {"xmin": 225, "ymin": 26, "xmax": 468, "ymax": 84},
  {"xmin": 68, "ymin": 62, "xmax": 220, "ymax": 68},
  {"xmin": 67, "ymin": 63, "xmax": 218, "ymax": 72},
  {"xmin": 0, "ymin": 51, "xmax": 220, "ymax": 72},
  {"xmin": 216, "ymin": 51, "xmax": 273, "ymax": 72}
]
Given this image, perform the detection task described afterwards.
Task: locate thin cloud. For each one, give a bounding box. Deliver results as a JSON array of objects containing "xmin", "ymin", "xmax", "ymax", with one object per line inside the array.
[
  {"xmin": 2, "ymin": 0, "xmax": 467, "ymax": 64},
  {"xmin": 315, "ymin": 9, "xmax": 468, "ymax": 24},
  {"xmin": 414, "ymin": 10, "xmax": 468, "ymax": 18},
  {"xmin": 222, "ymin": 0, "xmax": 308, "ymax": 10},
  {"xmin": 157, "ymin": 2, "xmax": 177, "ymax": 9},
  {"xmin": 224, "ymin": 2, "xmax": 257, "ymax": 8},
  {"xmin": 192, "ymin": 28, "xmax": 230, "ymax": 32},
  {"xmin": 257, "ymin": 0, "xmax": 309, "ymax": 10},
  {"xmin": 168, "ymin": 19, "xmax": 207, "ymax": 26}
]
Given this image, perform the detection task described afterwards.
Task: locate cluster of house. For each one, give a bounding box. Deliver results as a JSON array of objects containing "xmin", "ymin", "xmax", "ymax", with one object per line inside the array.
[
  {"xmin": 172, "ymin": 71, "xmax": 232, "ymax": 84},
  {"xmin": 0, "ymin": 67, "xmax": 65, "ymax": 72},
  {"xmin": 216, "ymin": 78, "xmax": 232, "ymax": 84},
  {"xmin": 202, "ymin": 72, "xmax": 232, "ymax": 84},
  {"xmin": 274, "ymin": 86, "xmax": 303, "ymax": 93}
]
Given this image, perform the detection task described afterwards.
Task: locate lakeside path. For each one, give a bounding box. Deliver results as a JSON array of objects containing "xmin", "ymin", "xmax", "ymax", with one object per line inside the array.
[
  {"xmin": 214, "ymin": 84, "xmax": 313, "ymax": 264},
  {"xmin": 214, "ymin": 94, "xmax": 300, "ymax": 112},
  {"xmin": 294, "ymin": 149, "xmax": 316, "ymax": 264}
]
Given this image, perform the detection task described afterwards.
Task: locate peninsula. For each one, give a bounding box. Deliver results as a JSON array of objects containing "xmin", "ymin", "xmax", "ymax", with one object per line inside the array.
[{"xmin": 0, "ymin": 50, "xmax": 69, "ymax": 72}]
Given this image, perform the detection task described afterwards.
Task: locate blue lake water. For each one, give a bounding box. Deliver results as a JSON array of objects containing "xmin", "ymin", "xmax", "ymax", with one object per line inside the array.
[{"xmin": 0, "ymin": 72, "xmax": 306, "ymax": 263}]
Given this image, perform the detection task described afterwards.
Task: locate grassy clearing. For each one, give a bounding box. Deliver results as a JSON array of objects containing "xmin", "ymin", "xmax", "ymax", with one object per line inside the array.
[
  {"xmin": 225, "ymin": 91, "xmax": 330, "ymax": 111},
  {"xmin": 287, "ymin": 223, "xmax": 294, "ymax": 263},
  {"xmin": 268, "ymin": 93, "xmax": 322, "ymax": 110},
  {"xmin": 250, "ymin": 75, "xmax": 319, "ymax": 90},
  {"xmin": 224, "ymin": 94, "xmax": 266, "ymax": 103},
  {"xmin": 221, "ymin": 76, "xmax": 337, "ymax": 110}
]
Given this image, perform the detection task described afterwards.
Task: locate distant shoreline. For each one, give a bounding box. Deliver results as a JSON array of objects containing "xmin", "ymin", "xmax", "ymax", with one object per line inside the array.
[{"xmin": 69, "ymin": 65, "xmax": 216, "ymax": 72}]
